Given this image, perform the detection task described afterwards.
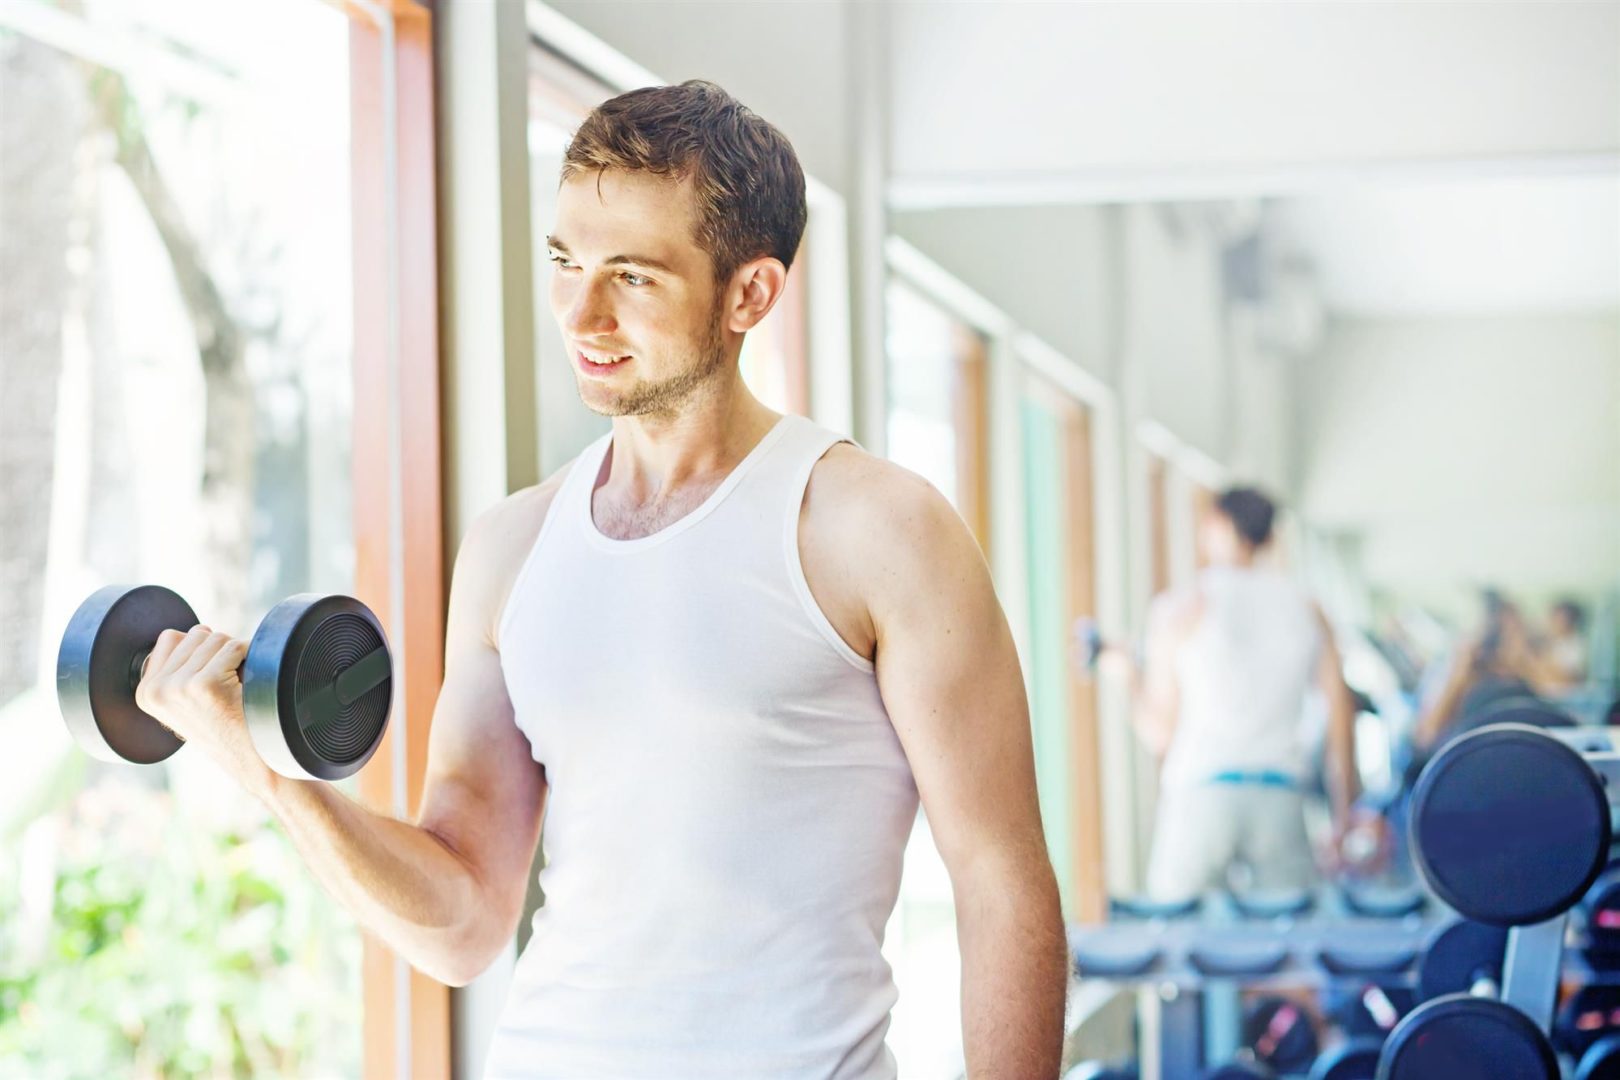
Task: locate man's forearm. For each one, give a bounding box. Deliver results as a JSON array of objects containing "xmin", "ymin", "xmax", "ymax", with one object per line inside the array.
[
  {"xmin": 955, "ymin": 854, "xmax": 1068, "ymax": 1079},
  {"xmin": 254, "ymin": 771, "xmax": 489, "ymax": 985}
]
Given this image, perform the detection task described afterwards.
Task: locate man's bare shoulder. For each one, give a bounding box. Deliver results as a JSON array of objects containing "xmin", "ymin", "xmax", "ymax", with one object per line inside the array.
[
  {"xmin": 802, "ymin": 442, "xmax": 980, "ymax": 601},
  {"xmin": 457, "ymin": 459, "xmax": 578, "ymax": 648},
  {"xmin": 802, "ymin": 441, "xmax": 953, "ymax": 540}
]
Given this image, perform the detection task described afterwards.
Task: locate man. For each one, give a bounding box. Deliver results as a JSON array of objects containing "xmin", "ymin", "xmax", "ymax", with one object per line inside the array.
[
  {"xmin": 130, "ymin": 81, "xmax": 1067, "ymax": 1078},
  {"xmin": 1106, "ymin": 487, "xmax": 1361, "ymax": 899}
]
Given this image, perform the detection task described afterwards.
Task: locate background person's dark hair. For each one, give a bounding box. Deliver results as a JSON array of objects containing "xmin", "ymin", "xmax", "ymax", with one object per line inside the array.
[
  {"xmin": 1214, "ymin": 486, "xmax": 1277, "ymax": 548},
  {"xmin": 1554, "ymin": 598, "xmax": 1588, "ymax": 634}
]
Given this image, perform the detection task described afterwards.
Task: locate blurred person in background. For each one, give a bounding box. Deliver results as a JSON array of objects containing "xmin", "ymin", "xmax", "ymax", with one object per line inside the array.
[
  {"xmin": 1535, "ymin": 598, "xmax": 1589, "ymax": 693},
  {"xmin": 1412, "ymin": 589, "xmax": 1538, "ymax": 750},
  {"xmin": 1095, "ymin": 487, "xmax": 1367, "ymax": 900}
]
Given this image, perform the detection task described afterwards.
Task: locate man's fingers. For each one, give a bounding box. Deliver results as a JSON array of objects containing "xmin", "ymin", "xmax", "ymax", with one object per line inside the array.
[
  {"xmin": 161, "ymin": 625, "xmax": 215, "ymax": 676},
  {"xmin": 176, "ymin": 631, "xmax": 233, "ymax": 679},
  {"xmin": 199, "ymin": 638, "xmax": 249, "ymax": 681}
]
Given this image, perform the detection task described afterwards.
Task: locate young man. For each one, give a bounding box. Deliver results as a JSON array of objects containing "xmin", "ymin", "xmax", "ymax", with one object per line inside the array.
[
  {"xmin": 131, "ymin": 81, "xmax": 1067, "ymax": 1078},
  {"xmin": 1108, "ymin": 487, "xmax": 1361, "ymax": 900}
]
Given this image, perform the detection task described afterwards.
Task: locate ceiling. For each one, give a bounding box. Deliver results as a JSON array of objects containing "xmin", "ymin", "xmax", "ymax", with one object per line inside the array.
[{"xmin": 1267, "ymin": 172, "xmax": 1620, "ymax": 318}]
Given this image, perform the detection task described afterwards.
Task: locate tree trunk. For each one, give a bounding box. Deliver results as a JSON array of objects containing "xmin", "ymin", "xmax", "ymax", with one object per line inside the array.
[
  {"xmin": 0, "ymin": 34, "xmax": 84, "ymax": 707},
  {"xmin": 85, "ymin": 67, "xmax": 255, "ymax": 632}
]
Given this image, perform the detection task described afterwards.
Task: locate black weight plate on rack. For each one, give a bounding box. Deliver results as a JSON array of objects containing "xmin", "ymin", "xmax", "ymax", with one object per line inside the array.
[
  {"xmin": 1418, "ymin": 919, "xmax": 1508, "ymax": 1002},
  {"xmin": 1243, "ymin": 995, "xmax": 1320, "ymax": 1074},
  {"xmin": 1411, "ymin": 724, "xmax": 1609, "ymax": 926},
  {"xmin": 1577, "ymin": 1033, "xmax": 1620, "ymax": 1080},
  {"xmin": 1377, "ymin": 995, "xmax": 1558, "ymax": 1080},
  {"xmin": 1309, "ymin": 1038, "xmax": 1382, "ymax": 1080},
  {"xmin": 1558, "ymin": 986, "xmax": 1620, "ymax": 1062}
]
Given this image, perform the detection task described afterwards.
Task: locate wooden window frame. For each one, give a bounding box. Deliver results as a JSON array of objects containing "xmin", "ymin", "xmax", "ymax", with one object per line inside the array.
[
  {"xmin": 349, "ymin": 2, "xmax": 448, "ymax": 1078},
  {"xmin": 1060, "ymin": 402, "xmax": 1106, "ymax": 922},
  {"xmin": 1148, "ymin": 453, "xmax": 1171, "ymax": 596},
  {"xmin": 953, "ymin": 322, "xmax": 992, "ymax": 557}
]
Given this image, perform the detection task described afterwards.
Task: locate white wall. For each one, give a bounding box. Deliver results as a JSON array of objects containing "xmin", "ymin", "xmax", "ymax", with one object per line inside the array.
[
  {"xmin": 1300, "ymin": 313, "xmax": 1620, "ymax": 608},
  {"xmin": 892, "ymin": 204, "xmax": 1116, "ymax": 379},
  {"xmin": 889, "ymin": 1, "xmax": 1620, "ymax": 201},
  {"xmin": 543, "ymin": 0, "xmax": 854, "ymax": 200},
  {"xmin": 895, "ymin": 201, "xmax": 1298, "ymax": 489}
]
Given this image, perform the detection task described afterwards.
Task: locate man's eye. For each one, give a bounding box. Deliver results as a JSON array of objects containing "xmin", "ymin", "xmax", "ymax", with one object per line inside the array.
[
  {"xmin": 620, "ymin": 272, "xmax": 650, "ymax": 287},
  {"xmin": 547, "ymin": 254, "xmax": 575, "ymax": 269}
]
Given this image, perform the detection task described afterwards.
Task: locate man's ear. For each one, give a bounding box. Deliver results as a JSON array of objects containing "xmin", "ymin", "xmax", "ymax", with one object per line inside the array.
[{"xmin": 724, "ymin": 256, "xmax": 789, "ymax": 333}]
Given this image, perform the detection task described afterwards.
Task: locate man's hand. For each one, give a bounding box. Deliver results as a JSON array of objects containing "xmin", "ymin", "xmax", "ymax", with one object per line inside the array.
[
  {"xmin": 1326, "ymin": 806, "xmax": 1392, "ymax": 877},
  {"xmin": 134, "ymin": 624, "xmax": 270, "ymax": 794}
]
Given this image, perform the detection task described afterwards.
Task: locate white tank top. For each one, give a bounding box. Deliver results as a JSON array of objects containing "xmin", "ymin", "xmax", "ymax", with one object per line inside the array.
[
  {"xmin": 1159, "ymin": 567, "xmax": 1323, "ymax": 791},
  {"xmin": 483, "ymin": 413, "xmax": 919, "ymax": 1080}
]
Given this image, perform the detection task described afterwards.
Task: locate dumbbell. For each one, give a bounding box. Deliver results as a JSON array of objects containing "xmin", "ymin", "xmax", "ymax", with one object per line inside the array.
[
  {"xmin": 1242, "ymin": 994, "xmax": 1320, "ymax": 1075},
  {"xmin": 1558, "ymin": 986, "xmax": 1620, "ymax": 1063},
  {"xmin": 1061, "ymin": 1062, "xmax": 1137, "ymax": 1080},
  {"xmin": 1200, "ymin": 1062, "xmax": 1274, "ymax": 1079},
  {"xmin": 1308, "ymin": 1038, "xmax": 1382, "ymax": 1080},
  {"xmin": 1377, "ymin": 723, "xmax": 1612, "ymax": 1080},
  {"xmin": 1416, "ymin": 919, "xmax": 1507, "ymax": 1002},
  {"xmin": 1576, "ymin": 1033, "xmax": 1620, "ymax": 1080},
  {"xmin": 1073, "ymin": 616, "xmax": 1104, "ymax": 673},
  {"xmin": 57, "ymin": 584, "xmax": 393, "ymax": 781}
]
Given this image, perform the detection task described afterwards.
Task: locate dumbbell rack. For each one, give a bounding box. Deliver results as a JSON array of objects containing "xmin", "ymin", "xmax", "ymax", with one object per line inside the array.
[
  {"xmin": 1070, "ymin": 889, "xmax": 1442, "ymax": 1078},
  {"xmin": 1373, "ymin": 722, "xmax": 1620, "ymax": 1078}
]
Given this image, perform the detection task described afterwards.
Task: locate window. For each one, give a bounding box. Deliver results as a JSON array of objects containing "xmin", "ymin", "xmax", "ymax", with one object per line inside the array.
[{"xmin": 0, "ymin": 1, "xmax": 366, "ymax": 1073}]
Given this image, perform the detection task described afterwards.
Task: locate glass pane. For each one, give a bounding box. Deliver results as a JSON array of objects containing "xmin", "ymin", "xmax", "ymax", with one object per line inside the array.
[
  {"xmin": 528, "ymin": 71, "xmax": 611, "ymax": 478},
  {"xmin": 1020, "ymin": 393, "xmax": 1075, "ymax": 912},
  {"xmin": 884, "ymin": 279, "xmax": 962, "ymax": 504},
  {"xmin": 0, "ymin": 1, "xmax": 361, "ymax": 1074}
]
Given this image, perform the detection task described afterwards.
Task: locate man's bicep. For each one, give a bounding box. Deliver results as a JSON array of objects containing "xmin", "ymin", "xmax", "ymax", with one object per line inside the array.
[
  {"xmin": 415, "ymin": 513, "xmax": 547, "ymax": 934},
  {"xmin": 872, "ymin": 488, "xmax": 1046, "ymax": 876}
]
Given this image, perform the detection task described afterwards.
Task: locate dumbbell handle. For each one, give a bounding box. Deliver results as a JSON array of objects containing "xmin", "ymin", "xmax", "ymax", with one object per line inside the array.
[{"xmin": 129, "ymin": 643, "xmax": 390, "ymax": 714}]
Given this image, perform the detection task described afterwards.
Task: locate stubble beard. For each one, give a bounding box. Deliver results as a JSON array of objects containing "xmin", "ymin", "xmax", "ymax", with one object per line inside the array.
[{"xmin": 579, "ymin": 302, "xmax": 729, "ymax": 421}]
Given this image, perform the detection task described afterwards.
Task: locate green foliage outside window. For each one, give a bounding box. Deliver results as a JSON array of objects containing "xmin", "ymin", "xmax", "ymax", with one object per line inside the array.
[{"xmin": 0, "ymin": 771, "xmax": 361, "ymax": 1079}]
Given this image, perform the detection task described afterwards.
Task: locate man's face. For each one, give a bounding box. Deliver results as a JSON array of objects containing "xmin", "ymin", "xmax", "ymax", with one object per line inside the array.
[
  {"xmin": 547, "ymin": 169, "xmax": 728, "ymax": 418},
  {"xmin": 1197, "ymin": 511, "xmax": 1242, "ymax": 565}
]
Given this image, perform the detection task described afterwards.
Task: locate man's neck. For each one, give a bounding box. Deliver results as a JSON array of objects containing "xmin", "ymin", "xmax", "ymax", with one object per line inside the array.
[{"xmin": 601, "ymin": 381, "xmax": 780, "ymax": 503}]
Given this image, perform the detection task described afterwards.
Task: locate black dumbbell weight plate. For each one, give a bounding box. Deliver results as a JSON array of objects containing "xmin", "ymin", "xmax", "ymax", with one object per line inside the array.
[
  {"xmin": 57, "ymin": 584, "xmax": 197, "ymax": 765},
  {"xmin": 1243, "ymin": 995, "xmax": 1320, "ymax": 1074},
  {"xmin": 244, "ymin": 593, "xmax": 392, "ymax": 781},
  {"xmin": 1202, "ymin": 1064, "xmax": 1275, "ymax": 1079},
  {"xmin": 1577, "ymin": 1033, "xmax": 1620, "ymax": 1080},
  {"xmin": 1558, "ymin": 985, "xmax": 1620, "ymax": 1062},
  {"xmin": 1377, "ymin": 995, "xmax": 1558, "ymax": 1080},
  {"xmin": 1309, "ymin": 1037, "xmax": 1382, "ymax": 1080},
  {"xmin": 1418, "ymin": 919, "xmax": 1507, "ymax": 1001},
  {"xmin": 1411, "ymin": 724, "xmax": 1610, "ymax": 926}
]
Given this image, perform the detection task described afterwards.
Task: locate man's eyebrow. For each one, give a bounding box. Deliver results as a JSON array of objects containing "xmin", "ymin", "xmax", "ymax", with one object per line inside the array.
[{"xmin": 545, "ymin": 237, "xmax": 681, "ymax": 277}]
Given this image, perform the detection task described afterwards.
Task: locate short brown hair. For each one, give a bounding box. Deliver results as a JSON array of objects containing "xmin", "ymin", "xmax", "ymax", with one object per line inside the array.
[{"xmin": 562, "ymin": 80, "xmax": 807, "ymax": 286}]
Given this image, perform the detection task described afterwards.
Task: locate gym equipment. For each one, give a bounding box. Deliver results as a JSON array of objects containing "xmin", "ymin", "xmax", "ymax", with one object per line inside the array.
[
  {"xmin": 58, "ymin": 584, "xmax": 393, "ymax": 781},
  {"xmin": 1558, "ymin": 985, "xmax": 1620, "ymax": 1062},
  {"xmin": 1415, "ymin": 919, "xmax": 1506, "ymax": 1001},
  {"xmin": 1376, "ymin": 995, "xmax": 1558, "ymax": 1079},
  {"xmin": 1307, "ymin": 1037, "xmax": 1381, "ymax": 1080},
  {"xmin": 1375, "ymin": 723, "xmax": 1620, "ymax": 1078},
  {"xmin": 1329, "ymin": 983, "xmax": 1411, "ymax": 1040},
  {"xmin": 1229, "ymin": 888, "xmax": 1315, "ymax": 921},
  {"xmin": 1200, "ymin": 1063, "xmax": 1274, "ymax": 1079},
  {"xmin": 1241, "ymin": 995, "xmax": 1319, "ymax": 1074},
  {"xmin": 1576, "ymin": 1033, "xmax": 1620, "ymax": 1080},
  {"xmin": 1061, "ymin": 1063, "xmax": 1137, "ymax": 1080},
  {"xmin": 1338, "ymin": 882, "xmax": 1425, "ymax": 920},
  {"xmin": 1073, "ymin": 616, "xmax": 1103, "ymax": 672},
  {"xmin": 1409, "ymin": 724, "xmax": 1609, "ymax": 927},
  {"xmin": 1582, "ymin": 871, "xmax": 1620, "ymax": 970}
]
